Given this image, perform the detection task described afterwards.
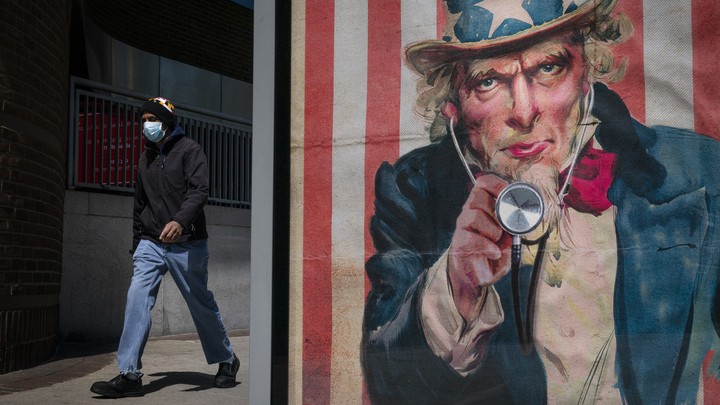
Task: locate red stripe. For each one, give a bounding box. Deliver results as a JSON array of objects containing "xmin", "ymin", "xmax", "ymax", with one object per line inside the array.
[
  {"xmin": 364, "ymin": 1, "xmax": 402, "ymax": 264},
  {"xmin": 610, "ymin": 0, "xmax": 645, "ymax": 122},
  {"xmin": 692, "ymin": 0, "xmax": 720, "ymax": 139},
  {"xmin": 703, "ymin": 350, "xmax": 720, "ymax": 401},
  {"xmin": 303, "ymin": 0, "xmax": 334, "ymax": 403},
  {"xmin": 437, "ymin": 0, "xmax": 445, "ymax": 39}
]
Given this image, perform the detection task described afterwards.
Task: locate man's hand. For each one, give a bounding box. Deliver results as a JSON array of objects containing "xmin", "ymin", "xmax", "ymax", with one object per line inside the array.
[
  {"xmin": 159, "ymin": 220, "xmax": 183, "ymax": 243},
  {"xmin": 449, "ymin": 174, "xmax": 512, "ymax": 322}
]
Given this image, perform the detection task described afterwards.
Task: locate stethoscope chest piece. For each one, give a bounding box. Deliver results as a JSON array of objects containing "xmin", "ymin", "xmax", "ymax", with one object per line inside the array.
[{"xmin": 495, "ymin": 182, "xmax": 544, "ymax": 237}]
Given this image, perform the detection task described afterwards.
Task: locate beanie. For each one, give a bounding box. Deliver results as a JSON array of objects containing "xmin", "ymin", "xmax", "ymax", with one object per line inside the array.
[{"xmin": 141, "ymin": 97, "xmax": 176, "ymax": 128}]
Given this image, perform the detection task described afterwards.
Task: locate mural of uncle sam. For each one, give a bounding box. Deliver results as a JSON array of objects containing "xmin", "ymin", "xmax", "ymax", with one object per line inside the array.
[{"xmin": 361, "ymin": 0, "xmax": 720, "ymax": 403}]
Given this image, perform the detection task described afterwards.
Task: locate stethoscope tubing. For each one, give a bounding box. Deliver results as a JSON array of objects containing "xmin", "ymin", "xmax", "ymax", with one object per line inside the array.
[{"xmin": 512, "ymin": 231, "xmax": 550, "ymax": 356}]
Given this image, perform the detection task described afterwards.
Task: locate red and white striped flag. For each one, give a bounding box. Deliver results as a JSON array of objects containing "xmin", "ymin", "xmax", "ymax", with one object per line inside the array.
[{"xmin": 290, "ymin": 1, "xmax": 720, "ymax": 403}]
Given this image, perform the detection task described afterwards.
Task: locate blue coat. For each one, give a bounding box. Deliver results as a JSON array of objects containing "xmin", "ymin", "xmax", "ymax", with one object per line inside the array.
[{"xmin": 361, "ymin": 85, "xmax": 720, "ymax": 404}]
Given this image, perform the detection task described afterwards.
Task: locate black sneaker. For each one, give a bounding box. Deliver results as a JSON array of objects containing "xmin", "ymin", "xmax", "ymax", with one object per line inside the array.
[
  {"xmin": 90, "ymin": 373, "xmax": 143, "ymax": 398},
  {"xmin": 214, "ymin": 353, "xmax": 240, "ymax": 388}
]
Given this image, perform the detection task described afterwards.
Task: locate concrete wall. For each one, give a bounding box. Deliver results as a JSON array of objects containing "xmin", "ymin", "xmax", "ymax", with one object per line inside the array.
[{"xmin": 60, "ymin": 190, "xmax": 250, "ymax": 343}]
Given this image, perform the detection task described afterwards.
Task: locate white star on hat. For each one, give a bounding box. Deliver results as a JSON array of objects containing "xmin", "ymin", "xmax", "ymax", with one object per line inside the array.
[{"xmin": 474, "ymin": 0, "xmax": 534, "ymax": 38}]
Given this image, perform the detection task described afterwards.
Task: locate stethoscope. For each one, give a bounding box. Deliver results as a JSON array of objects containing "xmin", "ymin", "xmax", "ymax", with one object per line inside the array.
[
  {"xmin": 495, "ymin": 183, "xmax": 548, "ymax": 355},
  {"xmin": 447, "ymin": 85, "xmax": 595, "ymax": 355}
]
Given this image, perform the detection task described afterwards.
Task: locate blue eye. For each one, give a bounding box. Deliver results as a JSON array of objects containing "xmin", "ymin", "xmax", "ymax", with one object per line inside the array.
[
  {"xmin": 476, "ymin": 78, "xmax": 498, "ymax": 91},
  {"xmin": 539, "ymin": 64, "xmax": 562, "ymax": 74}
]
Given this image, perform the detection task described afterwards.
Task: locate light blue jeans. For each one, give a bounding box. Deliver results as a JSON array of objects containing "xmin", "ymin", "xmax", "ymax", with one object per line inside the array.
[{"xmin": 117, "ymin": 239, "xmax": 234, "ymax": 375}]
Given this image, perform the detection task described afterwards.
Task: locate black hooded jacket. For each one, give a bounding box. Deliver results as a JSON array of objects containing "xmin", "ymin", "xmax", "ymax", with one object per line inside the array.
[{"xmin": 132, "ymin": 126, "xmax": 209, "ymax": 251}]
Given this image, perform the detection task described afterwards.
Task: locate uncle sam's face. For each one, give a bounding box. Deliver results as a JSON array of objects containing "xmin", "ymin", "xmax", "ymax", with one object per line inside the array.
[{"xmin": 442, "ymin": 34, "xmax": 590, "ymax": 231}]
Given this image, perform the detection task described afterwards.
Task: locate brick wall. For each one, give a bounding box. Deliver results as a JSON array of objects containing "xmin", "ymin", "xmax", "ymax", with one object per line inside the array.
[
  {"xmin": 0, "ymin": 1, "xmax": 71, "ymax": 373},
  {"xmin": 84, "ymin": 0, "xmax": 253, "ymax": 82}
]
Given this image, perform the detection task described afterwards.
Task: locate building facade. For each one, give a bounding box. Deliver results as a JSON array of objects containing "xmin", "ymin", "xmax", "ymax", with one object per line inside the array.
[{"xmin": 0, "ymin": 0, "xmax": 253, "ymax": 373}]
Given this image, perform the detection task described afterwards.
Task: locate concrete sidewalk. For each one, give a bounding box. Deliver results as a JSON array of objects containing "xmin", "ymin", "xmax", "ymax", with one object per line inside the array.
[{"xmin": 0, "ymin": 330, "xmax": 248, "ymax": 404}]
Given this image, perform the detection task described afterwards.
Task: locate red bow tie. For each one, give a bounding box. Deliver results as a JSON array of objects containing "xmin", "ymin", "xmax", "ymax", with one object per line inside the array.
[{"xmin": 558, "ymin": 143, "xmax": 617, "ymax": 215}]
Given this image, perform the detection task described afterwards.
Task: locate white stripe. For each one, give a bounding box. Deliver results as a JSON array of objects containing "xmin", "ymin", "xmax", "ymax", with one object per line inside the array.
[
  {"xmin": 643, "ymin": 0, "xmax": 695, "ymax": 130},
  {"xmin": 289, "ymin": 1, "xmax": 306, "ymax": 403},
  {"xmin": 400, "ymin": 1, "xmax": 437, "ymax": 156},
  {"xmin": 331, "ymin": 1, "xmax": 368, "ymax": 403}
]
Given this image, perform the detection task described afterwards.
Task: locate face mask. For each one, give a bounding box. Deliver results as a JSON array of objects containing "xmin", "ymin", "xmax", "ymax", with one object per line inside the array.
[{"xmin": 143, "ymin": 121, "xmax": 165, "ymax": 143}]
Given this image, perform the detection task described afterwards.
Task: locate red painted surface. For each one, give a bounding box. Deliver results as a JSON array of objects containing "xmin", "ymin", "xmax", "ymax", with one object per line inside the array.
[
  {"xmin": 692, "ymin": 0, "xmax": 720, "ymax": 139},
  {"xmin": 303, "ymin": 0, "xmax": 335, "ymax": 403},
  {"xmin": 609, "ymin": 0, "xmax": 645, "ymax": 123},
  {"xmin": 703, "ymin": 350, "xmax": 720, "ymax": 402},
  {"xmin": 365, "ymin": 0, "xmax": 402, "ymax": 263},
  {"xmin": 437, "ymin": 0, "xmax": 446, "ymax": 39}
]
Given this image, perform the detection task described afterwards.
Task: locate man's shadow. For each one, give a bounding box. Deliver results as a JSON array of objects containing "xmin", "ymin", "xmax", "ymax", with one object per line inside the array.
[{"xmin": 142, "ymin": 371, "xmax": 241, "ymax": 394}]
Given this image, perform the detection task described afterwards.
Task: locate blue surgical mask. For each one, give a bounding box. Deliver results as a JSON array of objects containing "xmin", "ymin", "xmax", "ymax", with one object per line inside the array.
[{"xmin": 143, "ymin": 121, "xmax": 165, "ymax": 143}]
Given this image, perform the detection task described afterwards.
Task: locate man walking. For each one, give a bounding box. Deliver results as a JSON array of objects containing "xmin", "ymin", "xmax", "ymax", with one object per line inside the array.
[{"xmin": 91, "ymin": 97, "xmax": 239, "ymax": 398}]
